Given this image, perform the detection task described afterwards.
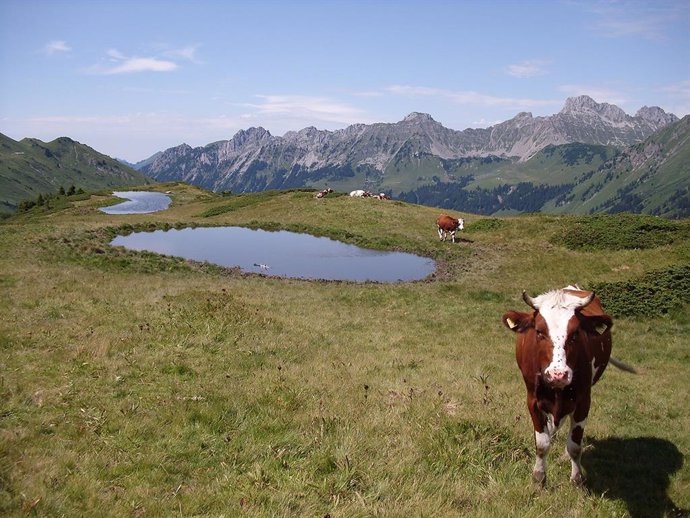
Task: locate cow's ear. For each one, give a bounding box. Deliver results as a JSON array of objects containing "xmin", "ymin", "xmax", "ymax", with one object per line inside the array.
[
  {"xmin": 502, "ymin": 311, "xmax": 532, "ymax": 333},
  {"xmin": 583, "ymin": 314, "xmax": 613, "ymax": 335}
]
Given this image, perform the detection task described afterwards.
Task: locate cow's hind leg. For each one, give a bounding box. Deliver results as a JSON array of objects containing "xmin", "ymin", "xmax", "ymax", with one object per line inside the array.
[{"xmin": 566, "ymin": 415, "xmax": 587, "ymax": 485}]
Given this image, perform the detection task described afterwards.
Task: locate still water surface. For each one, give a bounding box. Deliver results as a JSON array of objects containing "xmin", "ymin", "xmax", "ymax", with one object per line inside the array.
[
  {"xmin": 111, "ymin": 226, "xmax": 435, "ymax": 282},
  {"xmin": 100, "ymin": 191, "xmax": 171, "ymax": 214}
]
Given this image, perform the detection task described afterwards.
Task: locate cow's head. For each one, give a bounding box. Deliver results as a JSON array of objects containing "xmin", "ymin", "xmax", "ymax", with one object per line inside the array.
[
  {"xmin": 502, "ymin": 287, "xmax": 612, "ymax": 389},
  {"xmin": 457, "ymin": 218, "xmax": 465, "ymax": 230}
]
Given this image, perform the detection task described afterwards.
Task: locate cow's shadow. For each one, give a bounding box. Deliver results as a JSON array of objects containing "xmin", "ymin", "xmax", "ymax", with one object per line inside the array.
[{"xmin": 582, "ymin": 436, "xmax": 688, "ymax": 518}]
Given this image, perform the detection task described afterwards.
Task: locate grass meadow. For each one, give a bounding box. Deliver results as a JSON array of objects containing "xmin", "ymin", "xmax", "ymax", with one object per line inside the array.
[{"xmin": 1, "ymin": 184, "xmax": 688, "ymax": 517}]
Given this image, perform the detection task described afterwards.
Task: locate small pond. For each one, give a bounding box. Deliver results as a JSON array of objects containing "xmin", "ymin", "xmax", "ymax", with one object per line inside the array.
[
  {"xmin": 111, "ymin": 226, "xmax": 436, "ymax": 282},
  {"xmin": 100, "ymin": 191, "xmax": 171, "ymax": 214}
]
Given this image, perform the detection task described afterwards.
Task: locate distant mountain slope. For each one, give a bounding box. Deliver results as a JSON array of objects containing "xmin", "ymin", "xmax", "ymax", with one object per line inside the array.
[
  {"xmin": 0, "ymin": 134, "xmax": 151, "ymax": 213},
  {"xmin": 546, "ymin": 114, "xmax": 690, "ymax": 218},
  {"xmin": 396, "ymin": 116, "xmax": 690, "ymax": 218},
  {"xmin": 140, "ymin": 95, "xmax": 677, "ymax": 196}
]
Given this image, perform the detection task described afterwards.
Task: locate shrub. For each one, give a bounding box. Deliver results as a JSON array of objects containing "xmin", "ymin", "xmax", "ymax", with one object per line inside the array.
[
  {"xmin": 552, "ymin": 213, "xmax": 688, "ymax": 251},
  {"xmin": 465, "ymin": 218, "xmax": 505, "ymax": 233},
  {"xmin": 593, "ymin": 265, "xmax": 690, "ymax": 318}
]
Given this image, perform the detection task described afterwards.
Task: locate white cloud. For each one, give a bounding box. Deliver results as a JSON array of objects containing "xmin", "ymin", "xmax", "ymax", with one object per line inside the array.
[
  {"xmin": 90, "ymin": 49, "xmax": 178, "ymax": 74},
  {"xmin": 241, "ymin": 94, "xmax": 372, "ymax": 126},
  {"xmin": 384, "ymin": 85, "xmax": 559, "ymax": 110},
  {"xmin": 105, "ymin": 57, "xmax": 178, "ymax": 74},
  {"xmin": 163, "ymin": 44, "xmax": 202, "ymax": 63},
  {"xmin": 107, "ymin": 49, "xmax": 126, "ymax": 61},
  {"xmin": 505, "ymin": 60, "xmax": 547, "ymax": 79},
  {"xmin": 44, "ymin": 40, "xmax": 71, "ymax": 55}
]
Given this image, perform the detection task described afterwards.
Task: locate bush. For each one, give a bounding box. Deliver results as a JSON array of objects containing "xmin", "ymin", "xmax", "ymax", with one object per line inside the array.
[
  {"xmin": 466, "ymin": 218, "xmax": 505, "ymax": 233},
  {"xmin": 593, "ymin": 265, "xmax": 690, "ymax": 318},
  {"xmin": 552, "ymin": 213, "xmax": 687, "ymax": 251}
]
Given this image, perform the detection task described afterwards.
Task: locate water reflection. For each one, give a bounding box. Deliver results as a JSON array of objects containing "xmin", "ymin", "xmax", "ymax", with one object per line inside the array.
[
  {"xmin": 111, "ymin": 226, "xmax": 435, "ymax": 282},
  {"xmin": 100, "ymin": 191, "xmax": 171, "ymax": 214}
]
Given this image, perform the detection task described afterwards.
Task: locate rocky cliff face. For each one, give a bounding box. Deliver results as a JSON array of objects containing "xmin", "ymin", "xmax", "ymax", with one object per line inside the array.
[{"xmin": 141, "ymin": 96, "xmax": 678, "ymax": 193}]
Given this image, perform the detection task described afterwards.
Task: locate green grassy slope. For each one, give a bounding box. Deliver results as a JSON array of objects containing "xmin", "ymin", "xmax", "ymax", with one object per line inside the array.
[
  {"xmin": 0, "ymin": 133, "xmax": 151, "ymax": 213},
  {"xmin": 1, "ymin": 185, "xmax": 688, "ymax": 517},
  {"xmin": 544, "ymin": 116, "xmax": 690, "ymax": 217},
  {"xmin": 305, "ymin": 144, "xmax": 616, "ymax": 199},
  {"xmin": 470, "ymin": 143, "xmax": 617, "ymax": 189}
]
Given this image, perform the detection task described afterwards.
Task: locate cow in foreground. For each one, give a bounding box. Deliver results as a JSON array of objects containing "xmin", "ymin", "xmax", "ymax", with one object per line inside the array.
[
  {"xmin": 502, "ymin": 286, "xmax": 632, "ymax": 486},
  {"xmin": 436, "ymin": 214, "xmax": 464, "ymax": 243}
]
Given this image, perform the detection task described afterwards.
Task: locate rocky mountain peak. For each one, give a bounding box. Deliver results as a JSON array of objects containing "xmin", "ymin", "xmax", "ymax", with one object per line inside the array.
[
  {"xmin": 561, "ymin": 95, "xmax": 599, "ymax": 113},
  {"xmin": 635, "ymin": 106, "xmax": 679, "ymax": 127},
  {"xmin": 402, "ymin": 112, "xmax": 437, "ymax": 124},
  {"xmin": 172, "ymin": 143, "xmax": 192, "ymax": 154},
  {"xmin": 560, "ymin": 95, "xmax": 627, "ymax": 122},
  {"xmin": 231, "ymin": 127, "xmax": 272, "ymax": 146}
]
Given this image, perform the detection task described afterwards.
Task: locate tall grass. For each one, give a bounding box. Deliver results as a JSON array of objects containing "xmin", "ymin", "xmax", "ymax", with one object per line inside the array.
[{"xmin": 1, "ymin": 185, "xmax": 688, "ymax": 517}]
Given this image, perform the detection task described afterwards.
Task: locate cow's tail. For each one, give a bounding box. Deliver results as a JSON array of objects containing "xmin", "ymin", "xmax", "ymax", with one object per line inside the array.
[{"xmin": 610, "ymin": 356, "xmax": 637, "ymax": 374}]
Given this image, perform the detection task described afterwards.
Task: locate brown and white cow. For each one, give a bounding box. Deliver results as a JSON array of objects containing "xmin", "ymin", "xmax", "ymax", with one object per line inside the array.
[
  {"xmin": 315, "ymin": 188, "xmax": 334, "ymax": 198},
  {"xmin": 502, "ymin": 285, "xmax": 619, "ymax": 486},
  {"xmin": 436, "ymin": 214, "xmax": 464, "ymax": 243}
]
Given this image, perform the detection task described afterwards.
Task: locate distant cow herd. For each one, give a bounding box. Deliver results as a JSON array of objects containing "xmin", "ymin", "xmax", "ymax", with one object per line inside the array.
[
  {"xmin": 349, "ymin": 189, "xmax": 391, "ymax": 200},
  {"xmin": 315, "ymin": 187, "xmax": 634, "ymax": 487}
]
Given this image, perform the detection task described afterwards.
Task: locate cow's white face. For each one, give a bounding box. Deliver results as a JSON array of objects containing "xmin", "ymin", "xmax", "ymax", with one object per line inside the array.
[
  {"xmin": 529, "ymin": 289, "xmax": 592, "ymax": 389},
  {"xmin": 457, "ymin": 218, "xmax": 465, "ymax": 230},
  {"xmin": 536, "ymin": 303, "xmax": 576, "ymax": 388}
]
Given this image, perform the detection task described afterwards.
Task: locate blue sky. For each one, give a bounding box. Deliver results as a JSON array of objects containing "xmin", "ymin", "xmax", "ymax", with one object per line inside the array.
[{"xmin": 1, "ymin": 0, "xmax": 688, "ymax": 162}]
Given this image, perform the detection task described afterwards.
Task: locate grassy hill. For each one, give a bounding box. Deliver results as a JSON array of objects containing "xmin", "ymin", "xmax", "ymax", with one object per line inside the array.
[
  {"xmin": 1, "ymin": 184, "xmax": 688, "ymax": 517},
  {"xmin": 560, "ymin": 115, "xmax": 690, "ymax": 218},
  {"xmin": 396, "ymin": 117, "xmax": 690, "ymax": 218},
  {"xmin": 0, "ymin": 133, "xmax": 151, "ymax": 214}
]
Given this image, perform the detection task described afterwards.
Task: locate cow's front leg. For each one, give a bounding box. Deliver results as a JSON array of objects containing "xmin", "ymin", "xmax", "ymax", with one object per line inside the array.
[
  {"xmin": 566, "ymin": 415, "xmax": 587, "ymax": 485},
  {"xmin": 533, "ymin": 428, "xmax": 551, "ymax": 486},
  {"xmin": 528, "ymin": 396, "xmax": 553, "ymax": 486},
  {"xmin": 450, "ymin": 230, "xmax": 456, "ymax": 243}
]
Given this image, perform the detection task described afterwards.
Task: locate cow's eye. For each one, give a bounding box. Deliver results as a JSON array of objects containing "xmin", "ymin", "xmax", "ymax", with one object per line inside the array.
[{"xmin": 536, "ymin": 330, "xmax": 545, "ymax": 340}]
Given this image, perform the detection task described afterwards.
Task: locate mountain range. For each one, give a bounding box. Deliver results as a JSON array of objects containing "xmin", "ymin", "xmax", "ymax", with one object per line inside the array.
[
  {"xmin": 139, "ymin": 95, "xmax": 678, "ymax": 195},
  {"xmin": 2, "ymin": 95, "xmax": 688, "ymax": 218},
  {"xmin": 135, "ymin": 96, "xmax": 687, "ymax": 214}
]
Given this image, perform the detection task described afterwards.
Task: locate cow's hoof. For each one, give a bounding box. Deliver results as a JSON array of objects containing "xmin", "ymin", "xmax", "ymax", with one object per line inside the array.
[
  {"xmin": 532, "ymin": 470, "xmax": 546, "ymax": 488},
  {"xmin": 570, "ymin": 473, "xmax": 585, "ymax": 486}
]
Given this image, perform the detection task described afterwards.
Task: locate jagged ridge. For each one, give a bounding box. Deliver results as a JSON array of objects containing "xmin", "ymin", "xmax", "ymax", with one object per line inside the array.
[{"xmin": 141, "ymin": 96, "xmax": 678, "ymax": 194}]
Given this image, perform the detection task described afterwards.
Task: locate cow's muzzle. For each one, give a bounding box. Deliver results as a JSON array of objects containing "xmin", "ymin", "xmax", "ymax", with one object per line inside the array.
[{"xmin": 544, "ymin": 368, "xmax": 572, "ymax": 389}]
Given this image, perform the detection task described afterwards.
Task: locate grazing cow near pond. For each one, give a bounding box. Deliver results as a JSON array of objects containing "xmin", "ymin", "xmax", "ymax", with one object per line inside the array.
[
  {"xmin": 502, "ymin": 285, "xmax": 632, "ymax": 487},
  {"xmin": 436, "ymin": 214, "xmax": 464, "ymax": 243}
]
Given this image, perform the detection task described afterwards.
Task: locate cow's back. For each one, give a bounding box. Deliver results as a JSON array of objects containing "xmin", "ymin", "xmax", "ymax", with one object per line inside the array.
[{"xmin": 436, "ymin": 214, "xmax": 455, "ymax": 230}]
